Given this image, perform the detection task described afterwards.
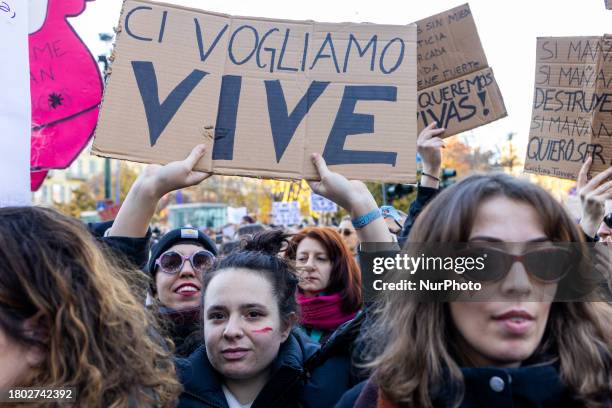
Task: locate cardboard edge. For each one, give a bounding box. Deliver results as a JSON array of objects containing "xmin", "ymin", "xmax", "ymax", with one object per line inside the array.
[
  {"xmin": 125, "ymin": 0, "xmax": 415, "ymax": 29},
  {"xmin": 522, "ymin": 167, "xmax": 577, "ymax": 181},
  {"xmin": 210, "ymin": 166, "xmax": 417, "ymax": 184},
  {"xmin": 123, "ymin": 0, "xmax": 231, "ymax": 18}
]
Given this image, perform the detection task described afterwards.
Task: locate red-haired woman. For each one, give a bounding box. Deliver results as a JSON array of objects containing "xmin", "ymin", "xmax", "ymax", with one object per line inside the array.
[{"xmin": 285, "ymin": 227, "xmax": 363, "ymax": 343}]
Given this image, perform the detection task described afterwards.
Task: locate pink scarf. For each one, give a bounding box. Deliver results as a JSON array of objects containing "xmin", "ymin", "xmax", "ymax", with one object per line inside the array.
[{"xmin": 296, "ymin": 292, "xmax": 356, "ymax": 331}]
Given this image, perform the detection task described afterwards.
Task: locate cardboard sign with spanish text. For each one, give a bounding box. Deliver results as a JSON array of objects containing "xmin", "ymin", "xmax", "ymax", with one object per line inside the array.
[
  {"xmin": 415, "ymin": 4, "xmax": 506, "ymax": 136},
  {"xmin": 93, "ymin": 0, "xmax": 417, "ymax": 183},
  {"xmin": 525, "ymin": 36, "xmax": 612, "ymax": 180}
]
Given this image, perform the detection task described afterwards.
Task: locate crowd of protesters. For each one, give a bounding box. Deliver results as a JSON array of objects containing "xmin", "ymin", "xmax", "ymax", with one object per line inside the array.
[{"xmin": 1, "ymin": 123, "xmax": 611, "ymax": 407}]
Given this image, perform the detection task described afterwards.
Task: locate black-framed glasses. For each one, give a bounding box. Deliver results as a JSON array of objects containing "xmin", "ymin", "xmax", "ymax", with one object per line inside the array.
[
  {"xmin": 459, "ymin": 246, "xmax": 574, "ymax": 283},
  {"xmin": 155, "ymin": 250, "xmax": 215, "ymax": 274},
  {"xmin": 604, "ymin": 213, "xmax": 612, "ymax": 228}
]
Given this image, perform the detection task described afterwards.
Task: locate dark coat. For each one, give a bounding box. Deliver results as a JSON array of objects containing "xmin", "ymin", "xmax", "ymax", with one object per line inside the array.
[
  {"xmin": 398, "ymin": 184, "xmax": 439, "ymax": 244},
  {"xmin": 307, "ymin": 308, "xmax": 370, "ymax": 385},
  {"xmin": 159, "ymin": 306, "xmax": 202, "ymax": 358},
  {"xmin": 335, "ymin": 362, "xmax": 593, "ymax": 408},
  {"xmin": 299, "ymin": 325, "xmax": 335, "ymax": 344},
  {"xmin": 89, "ymin": 220, "xmax": 151, "ymax": 269},
  {"xmin": 176, "ymin": 329, "xmax": 352, "ymax": 408}
]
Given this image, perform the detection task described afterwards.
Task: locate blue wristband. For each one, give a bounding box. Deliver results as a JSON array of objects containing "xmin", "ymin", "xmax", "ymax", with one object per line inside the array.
[{"xmin": 351, "ymin": 209, "xmax": 382, "ymax": 229}]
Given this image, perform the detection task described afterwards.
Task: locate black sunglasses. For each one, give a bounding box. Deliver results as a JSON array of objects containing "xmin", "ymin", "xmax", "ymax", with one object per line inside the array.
[
  {"xmin": 604, "ymin": 213, "xmax": 612, "ymax": 228},
  {"xmin": 459, "ymin": 246, "xmax": 574, "ymax": 283}
]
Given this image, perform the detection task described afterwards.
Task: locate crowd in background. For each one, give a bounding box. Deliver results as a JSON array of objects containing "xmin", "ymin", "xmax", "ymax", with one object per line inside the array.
[{"xmin": 1, "ymin": 123, "xmax": 611, "ymax": 407}]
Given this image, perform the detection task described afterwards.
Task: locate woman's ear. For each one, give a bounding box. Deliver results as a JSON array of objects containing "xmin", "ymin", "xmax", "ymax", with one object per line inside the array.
[
  {"xmin": 280, "ymin": 312, "xmax": 298, "ymax": 341},
  {"xmin": 22, "ymin": 316, "xmax": 47, "ymax": 367},
  {"xmin": 25, "ymin": 345, "xmax": 45, "ymax": 367}
]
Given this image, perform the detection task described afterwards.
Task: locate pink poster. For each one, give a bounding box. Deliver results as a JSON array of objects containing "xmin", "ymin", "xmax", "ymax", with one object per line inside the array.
[
  {"xmin": 30, "ymin": 169, "xmax": 49, "ymax": 191},
  {"xmin": 29, "ymin": 0, "xmax": 102, "ymax": 190}
]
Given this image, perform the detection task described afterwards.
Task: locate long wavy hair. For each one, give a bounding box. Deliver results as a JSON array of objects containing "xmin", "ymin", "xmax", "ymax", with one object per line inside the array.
[
  {"xmin": 361, "ymin": 173, "xmax": 612, "ymax": 407},
  {"xmin": 0, "ymin": 207, "xmax": 181, "ymax": 407},
  {"xmin": 285, "ymin": 227, "xmax": 362, "ymax": 314}
]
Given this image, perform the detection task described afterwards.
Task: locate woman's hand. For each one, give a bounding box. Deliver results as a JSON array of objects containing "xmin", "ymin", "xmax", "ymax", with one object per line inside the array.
[
  {"xmin": 109, "ymin": 145, "xmax": 210, "ymax": 237},
  {"xmin": 577, "ymin": 157, "xmax": 612, "ymax": 238},
  {"xmin": 417, "ymin": 122, "xmax": 445, "ymax": 188},
  {"xmin": 307, "ymin": 153, "xmax": 394, "ymax": 244},
  {"xmin": 307, "ymin": 153, "xmax": 376, "ymax": 216},
  {"xmin": 137, "ymin": 144, "xmax": 210, "ymax": 200}
]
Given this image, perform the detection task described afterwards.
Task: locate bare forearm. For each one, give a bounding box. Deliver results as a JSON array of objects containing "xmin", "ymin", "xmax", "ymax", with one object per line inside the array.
[
  {"xmin": 109, "ymin": 180, "xmax": 160, "ymax": 238},
  {"xmin": 420, "ymin": 164, "xmax": 440, "ymax": 189},
  {"xmin": 349, "ymin": 195, "xmax": 394, "ymax": 244}
]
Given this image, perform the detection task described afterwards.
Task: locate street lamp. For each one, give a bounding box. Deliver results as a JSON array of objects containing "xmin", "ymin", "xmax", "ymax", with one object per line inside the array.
[{"xmin": 98, "ymin": 33, "xmax": 114, "ymax": 200}]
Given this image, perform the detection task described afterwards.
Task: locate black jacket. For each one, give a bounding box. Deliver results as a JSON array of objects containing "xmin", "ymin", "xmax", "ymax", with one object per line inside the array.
[
  {"xmin": 335, "ymin": 362, "xmax": 592, "ymax": 408},
  {"xmin": 303, "ymin": 308, "xmax": 369, "ymax": 386},
  {"xmin": 398, "ymin": 185, "xmax": 439, "ymax": 244},
  {"xmin": 159, "ymin": 306, "xmax": 202, "ymax": 358},
  {"xmin": 176, "ymin": 329, "xmax": 352, "ymax": 408},
  {"xmin": 88, "ymin": 220, "xmax": 151, "ymax": 269}
]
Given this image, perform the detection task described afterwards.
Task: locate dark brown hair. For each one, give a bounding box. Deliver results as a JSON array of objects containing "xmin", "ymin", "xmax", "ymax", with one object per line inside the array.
[
  {"xmin": 0, "ymin": 206, "xmax": 181, "ymax": 407},
  {"xmin": 285, "ymin": 227, "xmax": 362, "ymax": 314},
  {"xmin": 203, "ymin": 229, "xmax": 299, "ymax": 328},
  {"xmin": 362, "ymin": 174, "xmax": 612, "ymax": 407}
]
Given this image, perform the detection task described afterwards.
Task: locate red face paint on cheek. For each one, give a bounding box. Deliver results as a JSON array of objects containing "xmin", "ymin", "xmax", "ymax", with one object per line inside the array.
[{"xmin": 252, "ymin": 327, "xmax": 273, "ymax": 334}]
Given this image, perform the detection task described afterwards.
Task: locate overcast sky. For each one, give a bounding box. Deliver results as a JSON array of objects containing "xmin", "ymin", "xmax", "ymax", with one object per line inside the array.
[{"xmin": 71, "ymin": 0, "xmax": 612, "ymax": 159}]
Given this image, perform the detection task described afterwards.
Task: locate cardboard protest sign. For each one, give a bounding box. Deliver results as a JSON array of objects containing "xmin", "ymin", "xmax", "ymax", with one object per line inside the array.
[
  {"xmin": 525, "ymin": 36, "xmax": 612, "ymax": 180},
  {"xmin": 29, "ymin": 0, "xmax": 103, "ymax": 190},
  {"xmin": 272, "ymin": 201, "xmax": 301, "ymax": 226},
  {"xmin": 415, "ymin": 4, "xmax": 506, "ymax": 136},
  {"xmin": 0, "ymin": 0, "xmax": 31, "ymax": 206},
  {"xmin": 311, "ymin": 192, "xmax": 337, "ymax": 212},
  {"xmin": 93, "ymin": 0, "xmax": 417, "ymax": 183}
]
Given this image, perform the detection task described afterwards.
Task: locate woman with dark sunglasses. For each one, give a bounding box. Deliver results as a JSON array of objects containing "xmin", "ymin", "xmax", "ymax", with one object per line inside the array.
[
  {"xmin": 108, "ymin": 144, "xmax": 216, "ymax": 356},
  {"xmin": 597, "ymin": 203, "xmax": 612, "ymax": 244},
  {"xmin": 146, "ymin": 229, "xmax": 217, "ymax": 311},
  {"xmin": 141, "ymin": 227, "xmax": 217, "ymax": 356},
  {"xmin": 336, "ymin": 172, "xmax": 612, "ymax": 408}
]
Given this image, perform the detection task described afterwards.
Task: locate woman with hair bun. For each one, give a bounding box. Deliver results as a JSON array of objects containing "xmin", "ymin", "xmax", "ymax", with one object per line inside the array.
[{"xmin": 177, "ymin": 153, "xmax": 394, "ymax": 408}]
